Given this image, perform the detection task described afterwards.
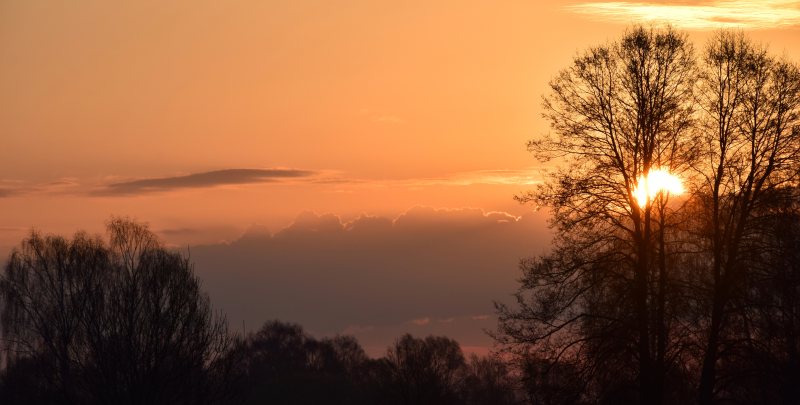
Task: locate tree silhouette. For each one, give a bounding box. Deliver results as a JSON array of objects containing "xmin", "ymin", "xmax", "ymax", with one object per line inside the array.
[
  {"xmin": 498, "ymin": 25, "xmax": 697, "ymax": 405},
  {"xmin": 693, "ymin": 30, "xmax": 800, "ymax": 405},
  {"xmin": 496, "ymin": 26, "xmax": 800, "ymax": 405},
  {"xmin": 0, "ymin": 218, "xmax": 239, "ymax": 405},
  {"xmin": 233, "ymin": 321, "xmax": 517, "ymax": 405},
  {"xmin": 235, "ymin": 320, "xmax": 374, "ymax": 404},
  {"xmin": 0, "ymin": 221, "xmax": 523, "ymax": 404},
  {"xmin": 381, "ymin": 334, "xmax": 467, "ymax": 404},
  {"xmin": 461, "ymin": 354, "xmax": 517, "ymax": 405}
]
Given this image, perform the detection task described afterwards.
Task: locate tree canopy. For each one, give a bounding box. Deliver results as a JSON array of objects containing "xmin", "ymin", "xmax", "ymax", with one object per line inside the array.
[{"xmin": 496, "ymin": 26, "xmax": 800, "ymax": 405}]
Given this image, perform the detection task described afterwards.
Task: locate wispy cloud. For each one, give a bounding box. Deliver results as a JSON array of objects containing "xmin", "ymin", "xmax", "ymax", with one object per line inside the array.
[
  {"xmin": 5, "ymin": 167, "xmax": 541, "ymax": 199},
  {"xmin": 566, "ymin": 0, "xmax": 800, "ymax": 29},
  {"xmin": 410, "ymin": 317, "xmax": 431, "ymax": 326},
  {"xmin": 0, "ymin": 178, "xmax": 81, "ymax": 198},
  {"xmin": 407, "ymin": 168, "xmax": 542, "ymax": 188},
  {"xmin": 320, "ymin": 168, "xmax": 543, "ymax": 193},
  {"xmin": 93, "ymin": 168, "xmax": 316, "ymax": 196}
]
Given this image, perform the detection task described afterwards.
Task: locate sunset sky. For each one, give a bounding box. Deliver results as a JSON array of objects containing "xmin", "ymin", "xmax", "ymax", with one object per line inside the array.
[{"xmin": 2, "ymin": 0, "xmax": 799, "ymax": 355}]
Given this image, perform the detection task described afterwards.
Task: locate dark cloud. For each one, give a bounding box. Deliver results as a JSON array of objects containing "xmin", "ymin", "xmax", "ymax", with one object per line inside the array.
[
  {"xmin": 0, "ymin": 185, "xmax": 34, "ymax": 198},
  {"xmin": 155, "ymin": 225, "xmax": 250, "ymax": 249},
  {"xmin": 189, "ymin": 207, "xmax": 552, "ymax": 355},
  {"xmin": 94, "ymin": 168, "xmax": 316, "ymax": 196}
]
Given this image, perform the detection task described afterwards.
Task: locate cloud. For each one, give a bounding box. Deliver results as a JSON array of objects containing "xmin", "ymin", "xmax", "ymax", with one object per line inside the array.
[
  {"xmin": 392, "ymin": 206, "xmax": 522, "ymax": 228},
  {"xmin": 188, "ymin": 206, "xmax": 552, "ymax": 356},
  {"xmin": 94, "ymin": 168, "xmax": 316, "ymax": 196},
  {"xmin": 0, "ymin": 179, "xmax": 34, "ymax": 198},
  {"xmin": 4, "ymin": 167, "xmax": 540, "ymax": 199},
  {"xmin": 313, "ymin": 168, "xmax": 544, "ymax": 194},
  {"xmin": 566, "ymin": 1, "xmax": 800, "ymax": 29},
  {"xmin": 404, "ymin": 168, "xmax": 542, "ymax": 188},
  {"xmin": 0, "ymin": 178, "xmax": 82, "ymax": 198},
  {"xmin": 155, "ymin": 225, "xmax": 244, "ymax": 248}
]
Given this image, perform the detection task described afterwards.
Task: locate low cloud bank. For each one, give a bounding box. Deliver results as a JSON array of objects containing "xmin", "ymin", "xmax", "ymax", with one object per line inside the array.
[{"xmin": 190, "ymin": 206, "xmax": 551, "ymax": 355}]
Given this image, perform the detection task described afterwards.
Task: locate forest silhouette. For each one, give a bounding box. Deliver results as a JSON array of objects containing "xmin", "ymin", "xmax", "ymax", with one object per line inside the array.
[{"xmin": 2, "ymin": 26, "xmax": 800, "ymax": 405}]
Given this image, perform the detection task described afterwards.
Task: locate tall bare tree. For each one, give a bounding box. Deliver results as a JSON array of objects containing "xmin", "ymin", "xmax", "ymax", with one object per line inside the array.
[
  {"xmin": 694, "ymin": 31, "xmax": 800, "ymax": 405},
  {"xmin": 497, "ymin": 25, "xmax": 698, "ymax": 405}
]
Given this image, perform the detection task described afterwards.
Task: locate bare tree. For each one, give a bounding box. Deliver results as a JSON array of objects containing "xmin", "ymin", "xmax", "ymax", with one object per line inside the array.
[
  {"xmin": 497, "ymin": 25, "xmax": 696, "ymax": 405},
  {"xmin": 0, "ymin": 218, "xmax": 239, "ymax": 405},
  {"xmin": 383, "ymin": 334, "xmax": 467, "ymax": 405},
  {"xmin": 461, "ymin": 354, "xmax": 517, "ymax": 405},
  {"xmin": 496, "ymin": 26, "xmax": 800, "ymax": 405},
  {"xmin": 693, "ymin": 31, "xmax": 800, "ymax": 405},
  {"xmin": 1, "ymin": 231, "xmax": 109, "ymax": 403}
]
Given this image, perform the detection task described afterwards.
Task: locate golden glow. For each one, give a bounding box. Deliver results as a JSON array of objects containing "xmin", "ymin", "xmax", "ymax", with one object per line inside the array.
[
  {"xmin": 632, "ymin": 168, "xmax": 684, "ymax": 207},
  {"xmin": 1, "ymin": 1, "xmax": 798, "ymax": 252},
  {"xmin": 567, "ymin": 1, "xmax": 800, "ymax": 30}
]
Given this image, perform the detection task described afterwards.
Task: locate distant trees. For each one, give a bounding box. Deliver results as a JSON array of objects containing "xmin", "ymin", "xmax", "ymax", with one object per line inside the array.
[
  {"xmin": 235, "ymin": 321, "xmax": 518, "ymax": 405},
  {"xmin": 0, "ymin": 219, "xmax": 521, "ymax": 404},
  {"xmin": 382, "ymin": 334, "xmax": 467, "ymax": 404},
  {"xmin": 461, "ymin": 353, "xmax": 517, "ymax": 405},
  {"xmin": 235, "ymin": 320, "xmax": 370, "ymax": 404},
  {"xmin": 0, "ymin": 218, "xmax": 240, "ymax": 405},
  {"xmin": 496, "ymin": 25, "xmax": 800, "ymax": 405}
]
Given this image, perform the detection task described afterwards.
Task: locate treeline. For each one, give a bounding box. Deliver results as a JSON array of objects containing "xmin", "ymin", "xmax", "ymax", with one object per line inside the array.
[
  {"xmin": 0, "ymin": 218, "xmax": 517, "ymax": 404},
  {"xmin": 231, "ymin": 321, "xmax": 515, "ymax": 404},
  {"xmin": 495, "ymin": 26, "xmax": 800, "ymax": 405}
]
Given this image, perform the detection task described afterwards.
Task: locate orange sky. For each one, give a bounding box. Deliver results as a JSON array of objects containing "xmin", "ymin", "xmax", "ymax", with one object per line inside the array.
[
  {"xmin": 2, "ymin": 1, "xmax": 799, "ymax": 251},
  {"xmin": 2, "ymin": 0, "xmax": 799, "ymax": 355}
]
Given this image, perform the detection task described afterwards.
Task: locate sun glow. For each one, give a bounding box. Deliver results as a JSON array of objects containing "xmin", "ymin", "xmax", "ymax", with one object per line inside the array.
[
  {"xmin": 632, "ymin": 168, "xmax": 684, "ymax": 208},
  {"xmin": 566, "ymin": 1, "xmax": 800, "ymax": 30}
]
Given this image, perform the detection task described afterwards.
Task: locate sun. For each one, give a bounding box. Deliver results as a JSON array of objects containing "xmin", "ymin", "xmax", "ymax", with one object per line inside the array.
[{"xmin": 632, "ymin": 168, "xmax": 684, "ymax": 207}]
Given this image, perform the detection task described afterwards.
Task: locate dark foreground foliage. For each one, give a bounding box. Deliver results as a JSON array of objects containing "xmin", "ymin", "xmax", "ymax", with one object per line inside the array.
[
  {"xmin": 0, "ymin": 218, "xmax": 239, "ymax": 405},
  {"xmin": 232, "ymin": 321, "xmax": 517, "ymax": 405},
  {"xmin": 0, "ymin": 219, "xmax": 519, "ymax": 405}
]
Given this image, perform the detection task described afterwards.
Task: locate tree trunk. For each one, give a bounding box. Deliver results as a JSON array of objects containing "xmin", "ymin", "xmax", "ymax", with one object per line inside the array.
[
  {"xmin": 636, "ymin": 206, "xmax": 658, "ymax": 405},
  {"xmin": 698, "ymin": 281, "xmax": 725, "ymax": 405}
]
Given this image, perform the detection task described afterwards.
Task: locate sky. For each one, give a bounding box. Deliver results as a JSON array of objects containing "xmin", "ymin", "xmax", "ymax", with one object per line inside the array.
[{"xmin": 2, "ymin": 0, "xmax": 799, "ymax": 356}]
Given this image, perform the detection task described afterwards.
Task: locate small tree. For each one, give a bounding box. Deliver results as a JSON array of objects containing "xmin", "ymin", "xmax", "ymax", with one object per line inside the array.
[{"xmin": 383, "ymin": 334, "xmax": 467, "ymax": 405}]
